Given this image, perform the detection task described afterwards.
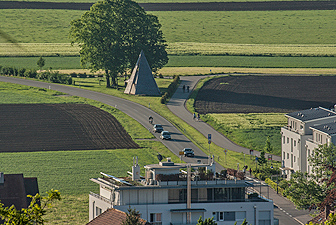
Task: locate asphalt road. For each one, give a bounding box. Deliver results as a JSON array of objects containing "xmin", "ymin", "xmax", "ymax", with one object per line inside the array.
[{"xmin": 0, "ymin": 75, "xmax": 310, "ymax": 225}]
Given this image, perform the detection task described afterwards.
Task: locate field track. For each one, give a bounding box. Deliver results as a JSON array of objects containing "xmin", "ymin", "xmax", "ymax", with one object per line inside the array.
[
  {"xmin": 1, "ymin": 0, "xmax": 336, "ymax": 11},
  {"xmin": 0, "ymin": 103, "xmax": 139, "ymax": 152}
]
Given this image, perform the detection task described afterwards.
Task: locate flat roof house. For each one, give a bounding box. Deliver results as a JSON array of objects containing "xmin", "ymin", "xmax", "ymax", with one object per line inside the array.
[
  {"xmin": 281, "ymin": 107, "xmax": 336, "ymax": 177},
  {"xmin": 88, "ymin": 157, "xmax": 274, "ymax": 225}
]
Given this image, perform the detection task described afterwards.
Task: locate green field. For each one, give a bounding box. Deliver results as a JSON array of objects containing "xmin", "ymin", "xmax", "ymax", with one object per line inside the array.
[
  {"xmin": 205, "ymin": 113, "xmax": 287, "ymax": 156},
  {"xmin": 1, "ymin": 10, "xmax": 335, "ymax": 45},
  {"xmin": 2, "ymin": 55, "xmax": 336, "ymax": 69}
]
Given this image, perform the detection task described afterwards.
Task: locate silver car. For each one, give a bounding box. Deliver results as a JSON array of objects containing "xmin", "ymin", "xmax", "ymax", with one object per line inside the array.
[{"xmin": 160, "ymin": 131, "xmax": 171, "ymax": 140}]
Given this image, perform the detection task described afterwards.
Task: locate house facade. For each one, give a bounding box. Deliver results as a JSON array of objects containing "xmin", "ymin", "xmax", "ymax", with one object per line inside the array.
[
  {"xmin": 89, "ymin": 158, "xmax": 274, "ymax": 225},
  {"xmin": 281, "ymin": 107, "xmax": 336, "ymax": 177}
]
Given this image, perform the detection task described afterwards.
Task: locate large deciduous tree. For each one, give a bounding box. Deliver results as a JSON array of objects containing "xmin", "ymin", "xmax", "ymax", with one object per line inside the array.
[{"xmin": 70, "ymin": 0, "xmax": 168, "ymax": 87}]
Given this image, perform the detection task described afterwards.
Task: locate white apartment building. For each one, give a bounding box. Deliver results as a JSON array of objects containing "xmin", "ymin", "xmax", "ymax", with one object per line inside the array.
[
  {"xmin": 281, "ymin": 107, "xmax": 336, "ymax": 177},
  {"xmin": 89, "ymin": 158, "xmax": 274, "ymax": 225}
]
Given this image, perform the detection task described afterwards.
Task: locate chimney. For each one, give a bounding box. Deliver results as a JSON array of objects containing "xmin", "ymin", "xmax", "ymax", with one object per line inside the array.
[{"xmin": 132, "ymin": 157, "xmax": 140, "ymax": 181}]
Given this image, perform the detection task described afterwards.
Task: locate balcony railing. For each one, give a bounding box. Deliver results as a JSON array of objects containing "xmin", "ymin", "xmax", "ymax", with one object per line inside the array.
[{"xmin": 90, "ymin": 192, "xmax": 112, "ymax": 204}]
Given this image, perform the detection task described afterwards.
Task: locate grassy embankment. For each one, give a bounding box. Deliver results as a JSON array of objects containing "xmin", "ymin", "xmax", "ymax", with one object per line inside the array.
[{"xmin": 1, "ymin": 10, "xmax": 336, "ymax": 69}]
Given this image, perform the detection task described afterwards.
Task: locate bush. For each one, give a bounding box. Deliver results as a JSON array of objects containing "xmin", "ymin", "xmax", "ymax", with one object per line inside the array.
[
  {"xmin": 265, "ymin": 178, "xmax": 285, "ymax": 196},
  {"xmin": 24, "ymin": 69, "xmax": 37, "ymax": 78},
  {"xmin": 160, "ymin": 75, "xmax": 180, "ymax": 104},
  {"xmin": 18, "ymin": 68, "xmax": 26, "ymax": 77},
  {"xmin": 256, "ymin": 173, "xmax": 266, "ymax": 181}
]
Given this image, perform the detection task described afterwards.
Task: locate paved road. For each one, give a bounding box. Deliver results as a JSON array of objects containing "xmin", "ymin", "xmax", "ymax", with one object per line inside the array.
[{"xmin": 0, "ymin": 75, "xmax": 310, "ymax": 225}]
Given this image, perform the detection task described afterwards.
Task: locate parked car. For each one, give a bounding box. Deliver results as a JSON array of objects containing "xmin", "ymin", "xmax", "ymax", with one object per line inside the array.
[
  {"xmin": 153, "ymin": 124, "xmax": 164, "ymax": 133},
  {"xmin": 160, "ymin": 131, "xmax": 171, "ymax": 140},
  {"xmin": 182, "ymin": 148, "xmax": 194, "ymax": 157}
]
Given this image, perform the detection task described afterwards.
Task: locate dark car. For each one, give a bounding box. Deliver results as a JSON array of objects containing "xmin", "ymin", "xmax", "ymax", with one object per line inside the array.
[
  {"xmin": 153, "ymin": 124, "xmax": 164, "ymax": 133},
  {"xmin": 183, "ymin": 148, "xmax": 194, "ymax": 157}
]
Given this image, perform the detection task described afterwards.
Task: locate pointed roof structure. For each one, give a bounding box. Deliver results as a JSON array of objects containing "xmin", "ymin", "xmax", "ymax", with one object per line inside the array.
[{"xmin": 124, "ymin": 50, "xmax": 161, "ymax": 96}]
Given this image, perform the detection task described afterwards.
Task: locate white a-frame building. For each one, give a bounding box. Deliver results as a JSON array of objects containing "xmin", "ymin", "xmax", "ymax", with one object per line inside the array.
[{"xmin": 124, "ymin": 50, "xmax": 161, "ymax": 96}]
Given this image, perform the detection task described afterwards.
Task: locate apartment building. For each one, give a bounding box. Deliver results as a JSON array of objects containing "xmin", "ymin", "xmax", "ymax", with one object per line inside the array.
[
  {"xmin": 281, "ymin": 107, "xmax": 336, "ymax": 177},
  {"xmin": 89, "ymin": 157, "xmax": 274, "ymax": 225}
]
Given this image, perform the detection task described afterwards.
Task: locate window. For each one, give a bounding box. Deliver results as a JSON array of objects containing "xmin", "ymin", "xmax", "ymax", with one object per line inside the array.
[
  {"xmin": 287, "ymin": 153, "xmax": 289, "ymax": 159},
  {"xmin": 294, "ymin": 156, "xmax": 296, "ymax": 162},
  {"xmin": 212, "ymin": 212, "xmax": 217, "ymax": 221},
  {"xmin": 150, "ymin": 213, "xmax": 162, "ymax": 222},
  {"xmin": 236, "ymin": 211, "xmax": 246, "ymax": 221},
  {"xmin": 294, "ymin": 140, "xmax": 296, "ymax": 147},
  {"xmin": 300, "ymin": 125, "xmax": 303, "ymax": 130},
  {"xmin": 219, "ymin": 212, "xmax": 224, "ymax": 221},
  {"xmin": 259, "ymin": 211, "xmax": 271, "ymax": 225},
  {"xmin": 283, "ymin": 153, "xmax": 285, "ymax": 160},
  {"xmin": 287, "ymin": 137, "xmax": 289, "ymax": 143},
  {"xmin": 224, "ymin": 212, "xmax": 235, "ymax": 221},
  {"xmin": 283, "ymin": 136, "xmax": 285, "ymax": 144},
  {"xmin": 95, "ymin": 207, "xmax": 102, "ymax": 217}
]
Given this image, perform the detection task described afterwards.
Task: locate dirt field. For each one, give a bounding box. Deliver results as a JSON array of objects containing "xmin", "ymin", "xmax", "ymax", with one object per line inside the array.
[
  {"xmin": 195, "ymin": 75, "xmax": 336, "ymax": 114},
  {"xmin": 1, "ymin": 1, "xmax": 336, "ymax": 11},
  {"xmin": 0, "ymin": 104, "xmax": 139, "ymax": 152}
]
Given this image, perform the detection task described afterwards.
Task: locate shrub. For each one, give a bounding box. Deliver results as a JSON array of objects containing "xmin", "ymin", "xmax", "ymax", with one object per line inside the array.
[
  {"xmin": 265, "ymin": 178, "xmax": 285, "ymax": 196},
  {"xmin": 160, "ymin": 75, "xmax": 180, "ymax": 104},
  {"xmin": 24, "ymin": 69, "xmax": 37, "ymax": 78},
  {"xmin": 18, "ymin": 68, "xmax": 26, "ymax": 77}
]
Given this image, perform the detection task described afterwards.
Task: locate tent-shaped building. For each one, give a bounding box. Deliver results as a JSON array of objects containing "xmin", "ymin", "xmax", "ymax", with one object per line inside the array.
[{"xmin": 124, "ymin": 50, "xmax": 161, "ymax": 96}]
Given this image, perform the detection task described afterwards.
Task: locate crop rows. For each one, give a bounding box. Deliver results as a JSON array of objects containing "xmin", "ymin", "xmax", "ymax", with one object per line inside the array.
[{"xmin": 3, "ymin": 42, "xmax": 336, "ymax": 57}]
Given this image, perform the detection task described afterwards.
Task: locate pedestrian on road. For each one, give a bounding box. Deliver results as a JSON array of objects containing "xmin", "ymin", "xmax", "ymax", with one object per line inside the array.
[
  {"xmin": 182, "ymin": 85, "xmax": 185, "ymax": 93},
  {"xmin": 249, "ymin": 168, "xmax": 252, "ymax": 176},
  {"xmin": 197, "ymin": 113, "xmax": 200, "ymax": 121},
  {"xmin": 193, "ymin": 113, "xmax": 196, "ymax": 120},
  {"xmin": 187, "ymin": 86, "xmax": 190, "ymax": 92}
]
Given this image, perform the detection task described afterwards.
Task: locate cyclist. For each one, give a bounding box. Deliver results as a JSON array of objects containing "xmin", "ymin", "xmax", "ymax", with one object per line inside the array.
[{"xmin": 149, "ymin": 116, "xmax": 153, "ymax": 124}]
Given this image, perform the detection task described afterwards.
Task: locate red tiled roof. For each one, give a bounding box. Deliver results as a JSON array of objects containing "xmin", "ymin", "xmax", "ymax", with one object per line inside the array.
[{"xmin": 87, "ymin": 208, "xmax": 147, "ymax": 225}]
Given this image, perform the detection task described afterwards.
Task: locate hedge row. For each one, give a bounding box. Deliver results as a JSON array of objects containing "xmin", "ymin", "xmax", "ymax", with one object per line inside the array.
[
  {"xmin": 0, "ymin": 66, "xmax": 72, "ymax": 85},
  {"xmin": 265, "ymin": 178, "xmax": 285, "ymax": 196},
  {"xmin": 161, "ymin": 75, "xmax": 180, "ymax": 104}
]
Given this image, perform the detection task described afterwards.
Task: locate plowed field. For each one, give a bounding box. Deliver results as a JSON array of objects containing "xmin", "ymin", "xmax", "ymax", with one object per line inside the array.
[
  {"xmin": 0, "ymin": 104, "xmax": 139, "ymax": 152},
  {"xmin": 195, "ymin": 76, "xmax": 336, "ymax": 114}
]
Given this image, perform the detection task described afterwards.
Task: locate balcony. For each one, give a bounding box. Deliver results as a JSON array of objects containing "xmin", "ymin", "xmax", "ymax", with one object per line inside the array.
[{"xmin": 90, "ymin": 192, "xmax": 112, "ymax": 204}]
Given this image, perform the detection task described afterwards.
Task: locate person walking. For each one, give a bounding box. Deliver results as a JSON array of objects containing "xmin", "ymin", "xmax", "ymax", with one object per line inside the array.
[
  {"xmin": 187, "ymin": 86, "xmax": 190, "ymax": 92},
  {"xmin": 193, "ymin": 113, "xmax": 196, "ymax": 120},
  {"xmin": 197, "ymin": 113, "xmax": 200, "ymax": 121},
  {"xmin": 182, "ymin": 85, "xmax": 185, "ymax": 93}
]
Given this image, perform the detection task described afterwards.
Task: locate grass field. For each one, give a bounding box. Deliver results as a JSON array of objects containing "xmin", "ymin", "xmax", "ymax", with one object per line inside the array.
[
  {"xmin": 205, "ymin": 113, "xmax": 287, "ymax": 156},
  {"xmin": 2, "ymin": 55, "xmax": 336, "ymax": 70},
  {"xmin": 1, "ymin": 10, "xmax": 335, "ymax": 45}
]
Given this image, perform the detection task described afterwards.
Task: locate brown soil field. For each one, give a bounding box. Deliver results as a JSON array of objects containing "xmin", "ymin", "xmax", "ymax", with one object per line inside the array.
[
  {"xmin": 1, "ymin": 1, "xmax": 336, "ymax": 11},
  {"xmin": 195, "ymin": 75, "xmax": 336, "ymax": 114},
  {"xmin": 0, "ymin": 103, "xmax": 139, "ymax": 152}
]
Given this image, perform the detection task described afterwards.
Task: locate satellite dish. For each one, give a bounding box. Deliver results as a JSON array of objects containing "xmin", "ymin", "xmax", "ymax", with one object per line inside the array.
[{"xmin": 157, "ymin": 153, "xmax": 163, "ymax": 162}]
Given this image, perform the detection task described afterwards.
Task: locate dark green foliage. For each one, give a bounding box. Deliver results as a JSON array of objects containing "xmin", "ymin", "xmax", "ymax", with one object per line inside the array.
[
  {"xmin": 18, "ymin": 68, "xmax": 26, "ymax": 77},
  {"xmin": 24, "ymin": 69, "xmax": 37, "ymax": 78},
  {"xmin": 37, "ymin": 56, "xmax": 45, "ymax": 70},
  {"xmin": 160, "ymin": 75, "xmax": 179, "ymax": 104},
  {"xmin": 0, "ymin": 189, "xmax": 61, "ymax": 225},
  {"xmin": 70, "ymin": 0, "xmax": 168, "ymax": 87},
  {"xmin": 121, "ymin": 207, "xmax": 143, "ymax": 225},
  {"xmin": 264, "ymin": 136, "xmax": 273, "ymax": 153},
  {"xmin": 257, "ymin": 150, "xmax": 267, "ymax": 167}
]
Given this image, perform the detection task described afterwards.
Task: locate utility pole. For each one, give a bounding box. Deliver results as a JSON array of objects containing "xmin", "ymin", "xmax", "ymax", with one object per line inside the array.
[{"xmin": 187, "ymin": 164, "xmax": 191, "ymax": 224}]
